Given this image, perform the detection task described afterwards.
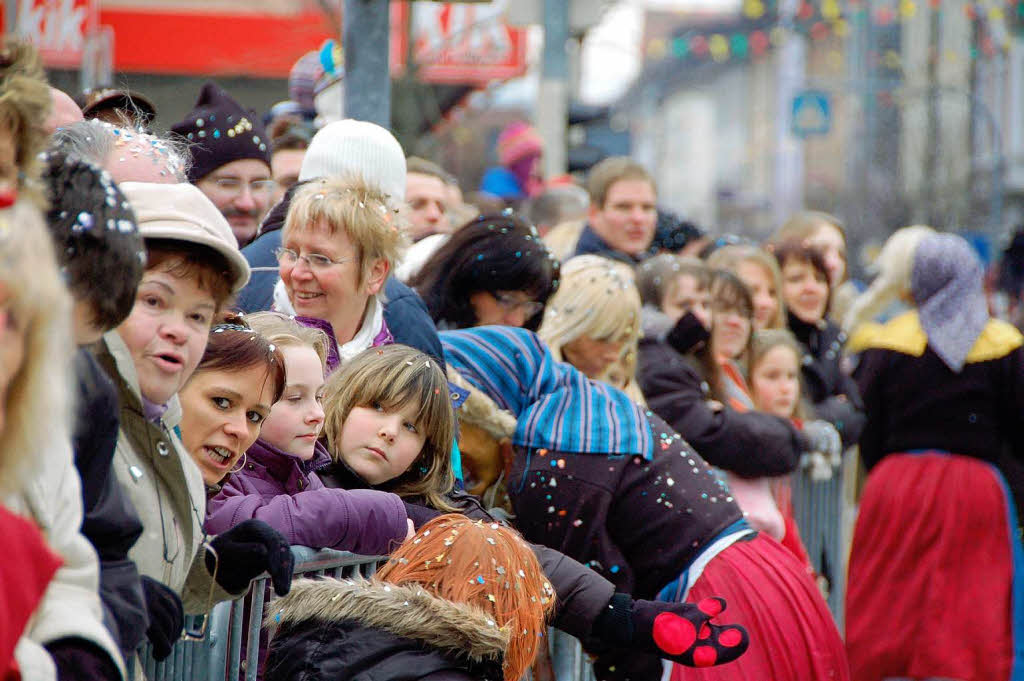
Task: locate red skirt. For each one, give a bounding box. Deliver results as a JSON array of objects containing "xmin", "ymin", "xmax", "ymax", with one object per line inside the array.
[
  {"xmin": 671, "ymin": 533, "xmax": 849, "ymax": 681},
  {"xmin": 846, "ymin": 453, "xmax": 1016, "ymax": 681}
]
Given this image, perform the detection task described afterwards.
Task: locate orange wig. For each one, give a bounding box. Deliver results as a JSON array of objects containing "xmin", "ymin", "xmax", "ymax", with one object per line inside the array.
[{"xmin": 377, "ymin": 514, "xmax": 555, "ymax": 681}]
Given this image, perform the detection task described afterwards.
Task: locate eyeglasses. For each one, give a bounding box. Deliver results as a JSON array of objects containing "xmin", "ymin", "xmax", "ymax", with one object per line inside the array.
[
  {"xmin": 275, "ymin": 247, "xmax": 354, "ymax": 271},
  {"xmin": 494, "ymin": 292, "xmax": 544, "ymax": 318},
  {"xmin": 208, "ymin": 177, "xmax": 276, "ymax": 197}
]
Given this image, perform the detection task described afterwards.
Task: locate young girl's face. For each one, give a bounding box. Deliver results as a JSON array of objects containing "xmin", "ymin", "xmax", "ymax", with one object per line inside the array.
[
  {"xmin": 750, "ymin": 345, "xmax": 801, "ymax": 418},
  {"xmin": 661, "ymin": 274, "xmax": 711, "ymax": 328},
  {"xmin": 711, "ymin": 304, "xmax": 751, "ymax": 362},
  {"xmin": 117, "ymin": 267, "xmax": 217, "ymax": 405},
  {"xmin": 180, "ymin": 364, "xmax": 276, "ymax": 486},
  {"xmin": 735, "ymin": 260, "xmax": 779, "ymax": 330},
  {"xmin": 807, "ymin": 223, "xmax": 847, "ymax": 288},
  {"xmin": 259, "ymin": 346, "xmax": 326, "ymax": 461},
  {"xmin": 781, "ymin": 258, "xmax": 828, "ymax": 324},
  {"xmin": 337, "ymin": 400, "xmax": 427, "ymax": 485}
]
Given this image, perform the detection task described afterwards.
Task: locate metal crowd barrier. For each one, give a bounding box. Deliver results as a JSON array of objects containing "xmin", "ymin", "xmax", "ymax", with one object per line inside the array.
[
  {"xmin": 128, "ymin": 547, "xmax": 385, "ymax": 681},
  {"xmin": 127, "ymin": 546, "xmax": 596, "ymax": 681},
  {"xmin": 789, "ymin": 450, "xmax": 857, "ymax": 629}
]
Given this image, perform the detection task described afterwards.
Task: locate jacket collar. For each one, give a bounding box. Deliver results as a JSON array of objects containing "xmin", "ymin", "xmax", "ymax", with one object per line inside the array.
[
  {"xmin": 269, "ymin": 578, "xmax": 508, "ymax": 664},
  {"xmin": 99, "ymin": 330, "xmax": 182, "ymax": 428},
  {"xmin": 247, "ymin": 439, "xmax": 331, "ymax": 480},
  {"xmin": 575, "ymin": 223, "xmax": 643, "ymax": 265}
]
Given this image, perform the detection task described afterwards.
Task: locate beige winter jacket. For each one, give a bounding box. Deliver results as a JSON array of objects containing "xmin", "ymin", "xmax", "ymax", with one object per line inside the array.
[
  {"xmin": 96, "ymin": 331, "xmax": 232, "ymax": 613},
  {"xmin": 3, "ymin": 423, "xmax": 126, "ymax": 680}
]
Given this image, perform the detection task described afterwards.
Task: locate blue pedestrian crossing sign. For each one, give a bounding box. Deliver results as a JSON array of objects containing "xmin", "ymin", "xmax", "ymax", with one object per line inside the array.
[{"xmin": 791, "ymin": 90, "xmax": 831, "ymax": 138}]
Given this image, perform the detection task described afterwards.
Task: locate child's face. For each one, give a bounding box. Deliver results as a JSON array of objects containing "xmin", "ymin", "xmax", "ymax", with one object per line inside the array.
[
  {"xmin": 711, "ymin": 304, "xmax": 751, "ymax": 361},
  {"xmin": 179, "ymin": 364, "xmax": 275, "ymax": 486},
  {"xmin": 807, "ymin": 223, "xmax": 847, "ymax": 288},
  {"xmin": 750, "ymin": 345, "xmax": 801, "ymax": 418},
  {"xmin": 735, "ymin": 261, "xmax": 779, "ymax": 331},
  {"xmin": 661, "ymin": 274, "xmax": 711, "ymax": 329},
  {"xmin": 116, "ymin": 267, "xmax": 216, "ymax": 405},
  {"xmin": 0, "ymin": 288, "xmax": 25, "ymax": 438},
  {"xmin": 337, "ymin": 400, "xmax": 426, "ymax": 485},
  {"xmin": 259, "ymin": 345, "xmax": 326, "ymax": 461},
  {"xmin": 781, "ymin": 258, "xmax": 828, "ymax": 324}
]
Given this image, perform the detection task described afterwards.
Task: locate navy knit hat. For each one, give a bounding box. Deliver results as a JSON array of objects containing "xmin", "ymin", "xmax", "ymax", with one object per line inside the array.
[{"xmin": 171, "ymin": 82, "xmax": 271, "ymax": 183}]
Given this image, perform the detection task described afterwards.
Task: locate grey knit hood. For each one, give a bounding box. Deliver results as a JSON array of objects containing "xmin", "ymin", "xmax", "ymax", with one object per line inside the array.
[{"xmin": 911, "ymin": 233, "xmax": 988, "ymax": 372}]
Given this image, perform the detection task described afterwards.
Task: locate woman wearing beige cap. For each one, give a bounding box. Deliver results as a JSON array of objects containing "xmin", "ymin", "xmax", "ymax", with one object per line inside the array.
[{"xmin": 95, "ymin": 182, "xmax": 294, "ymax": 654}]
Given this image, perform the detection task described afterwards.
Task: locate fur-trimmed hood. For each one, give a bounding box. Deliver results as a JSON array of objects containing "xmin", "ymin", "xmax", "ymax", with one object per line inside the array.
[{"xmin": 268, "ymin": 578, "xmax": 508, "ymax": 664}]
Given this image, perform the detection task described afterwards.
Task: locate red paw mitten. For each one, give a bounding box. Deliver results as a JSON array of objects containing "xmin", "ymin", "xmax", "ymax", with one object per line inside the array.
[{"xmin": 634, "ymin": 596, "xmax": 748, "ymax": 667}]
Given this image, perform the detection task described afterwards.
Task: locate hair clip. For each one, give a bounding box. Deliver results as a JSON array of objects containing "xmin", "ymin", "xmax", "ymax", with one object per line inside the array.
[{"xmin": 211, "ymin": 323, "xmax": 253, "ymax": 333}]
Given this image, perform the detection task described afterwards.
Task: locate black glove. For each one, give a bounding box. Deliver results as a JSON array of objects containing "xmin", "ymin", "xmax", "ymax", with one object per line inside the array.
[
  {"xmin": 46, "ymin": 638, "xmax": 120, "ymax": 681},
  {"xmin": 666, "ymin": 311, "xmax": 711, "ymax": 356},
  {"xmin": 140, "ymin": 576, "xmax": 183, "ymax": 661},
  {"xmin": 206, "ymin": 519, "xmax": 294, "ymax": 597},
  {"xmin": 593, "ymin": 593, "xmax": 748, "ymax": 668}
]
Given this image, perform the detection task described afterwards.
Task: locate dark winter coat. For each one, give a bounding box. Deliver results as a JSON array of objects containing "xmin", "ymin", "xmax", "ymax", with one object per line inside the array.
[
  {"xmin": 572, "ymin": 224, "xmax": 642, "ymax": 265},
  {"xmin": 205, "ymin": 440, "xmax": 408, "ymax": 555},
  {"xmin": 72, "ymin": 348, "xmax": 148, "ymax": 658},
  {"xmin": 505, "ymin": 412, "xmax": 744, "ymax": 601},
  {"xmin": 637, "ymin": 317, "xmax": 804, "ymax": 478},
  {"xmin": 787, "ymin": 311, "xmax": 866, "ymax": 448},
  {"xmin": 849, "ymin": 312, "xmax": 1024, "ymax": 508},
  {"xmin": 235, "ymin": 191, "xmax": 445, "ymax": 364},
  {"xmin": 265, "ymin": 578, "xmax": 506, "ymax": 681},
  {"xmin": 317, "ymin": 461, "xmax": 615, "ymax": 645}
]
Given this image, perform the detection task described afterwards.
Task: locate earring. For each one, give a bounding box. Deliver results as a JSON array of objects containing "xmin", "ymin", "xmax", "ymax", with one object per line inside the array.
[{"xmin": 229, "ymin": 451, "xmax": 248, "ymax": 475}]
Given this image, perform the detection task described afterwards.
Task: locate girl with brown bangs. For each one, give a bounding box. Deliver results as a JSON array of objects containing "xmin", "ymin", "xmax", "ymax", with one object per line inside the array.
[
  {"xmin": 266, "ymin": 514, "xmax": 555, "ymax": 681},
  {"xmin": 316, "ymin": 344, "xmax": 752, "ymax": 681},
  {"xmin": 318, "ymin": 343, "xmax": 459, "ymax": 512}
]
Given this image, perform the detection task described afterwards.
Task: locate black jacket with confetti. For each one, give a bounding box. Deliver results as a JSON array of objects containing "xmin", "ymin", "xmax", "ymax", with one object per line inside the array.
[{"xmin": 505, "ymin": 412, "xmax": 744, "ymax": 602}]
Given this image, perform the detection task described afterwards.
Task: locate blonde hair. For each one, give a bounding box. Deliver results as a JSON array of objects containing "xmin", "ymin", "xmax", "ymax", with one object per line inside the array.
[
  {"xmin": 0, "ymin": 39, "xmax": 51, "ymax": 205},
  {"xmin": 321, "ymin": 344, "xmax": 457, "ymax": 512},
  {"xmin": 842, "ymin": 225, "xmax": 936, "ymax": 333},
  {"xmin": 244, "ymin": 311, "xmax": 329, "ymax": 369},
  {"xmin": 706, "ymin": 244, "xmax": 786, "ymax": 329},
  {"xmin": 538, "ymin": 255, "xmax": 642, "ymax": 391},
  {"xmin": 0, "ymin": 200, "xmax": 73, "ymax": 489},
  {"xmin": 586, "ymin": 157, "xmax": 655, "ymax": 208},
  {"xmin": 378, "ymin": 515, "xmax": 555, "ymax": 681},
  {"xmin": 774, "ymin": 210, "xmax": 846, "ymax": 244},
  {"xmin": 749, "ymin": 329, "xmax": 810, "ymax": 419},
  {"xmin": 283, "ymin": 176, "xmax": 410, "ymax": 291}
]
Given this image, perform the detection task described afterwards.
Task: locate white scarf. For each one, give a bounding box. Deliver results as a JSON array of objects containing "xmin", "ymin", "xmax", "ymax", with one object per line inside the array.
[{"xmin": 272, "ymin": 278, "xmax": 385, "ymax": 363}]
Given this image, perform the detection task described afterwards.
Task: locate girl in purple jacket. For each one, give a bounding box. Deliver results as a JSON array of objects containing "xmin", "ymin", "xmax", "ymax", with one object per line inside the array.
[{"xmin": 204, "ymin": 312, "xmax": 413, "ymax": 555}]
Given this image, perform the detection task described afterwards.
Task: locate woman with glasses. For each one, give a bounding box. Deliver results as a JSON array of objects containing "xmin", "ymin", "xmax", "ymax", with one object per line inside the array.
[
  {"xmin": 271, "ymin": 176, "xmax": 408, "ymax": 364},
  {"xmin": 410, "ymin": 213, "xmax": 559, "ymax": 331},
  {"xmin": 538, "ymin": 255, "xmax": 646, "ymax": 403}
]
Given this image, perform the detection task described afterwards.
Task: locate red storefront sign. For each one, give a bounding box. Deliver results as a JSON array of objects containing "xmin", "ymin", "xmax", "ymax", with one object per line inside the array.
[
  {"xmin": 2, "ymin": 1, "xmax": 527, "ymax": 84},
  {"xmin": 7, "ymin": 0, "xmax": 98, "ymax": 68},
  {"xmin": 390, "ymin": 1, "xmax": 528, "ymax": 85}
]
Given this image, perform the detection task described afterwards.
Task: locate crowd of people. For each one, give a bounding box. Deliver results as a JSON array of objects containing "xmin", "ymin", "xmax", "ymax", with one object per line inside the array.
[{"xmin": 2, "ymin": 35, "xmax": 1021, "ymax": 681}]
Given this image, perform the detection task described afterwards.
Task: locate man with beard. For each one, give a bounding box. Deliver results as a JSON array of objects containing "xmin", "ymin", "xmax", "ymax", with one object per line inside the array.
[{"xmin": 172, "ymin": 83, "xmax": 274, "ymax": 247}]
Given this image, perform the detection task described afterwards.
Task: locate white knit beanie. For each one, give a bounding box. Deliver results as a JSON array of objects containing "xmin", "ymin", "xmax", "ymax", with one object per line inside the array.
[{"xmin": 298, "ymin": 119, "xmax": 406, "ymax": 205}]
